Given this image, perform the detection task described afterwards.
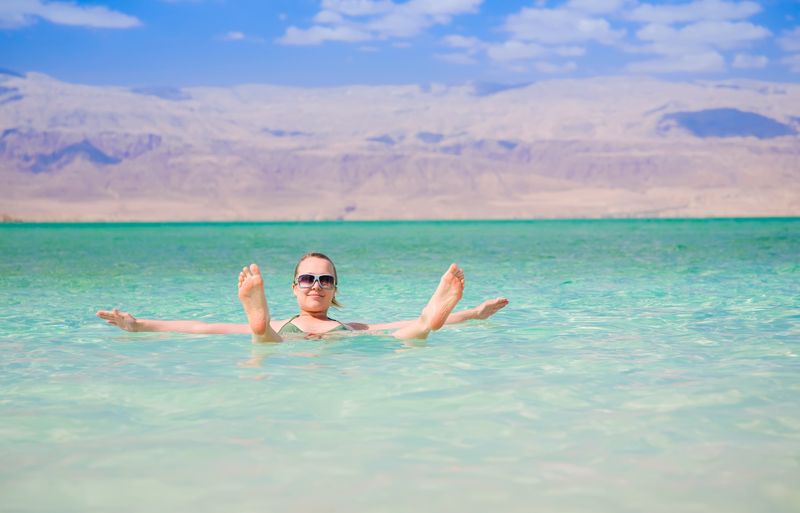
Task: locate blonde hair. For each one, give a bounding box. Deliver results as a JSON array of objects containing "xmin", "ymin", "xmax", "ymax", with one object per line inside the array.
[{"xmin": 293, "ymin": 252, "xmax": 342, "ymax": 308}]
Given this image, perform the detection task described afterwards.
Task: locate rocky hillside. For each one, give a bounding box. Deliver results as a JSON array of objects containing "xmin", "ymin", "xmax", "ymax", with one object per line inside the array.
[{"xmin": 1, "ymin": 71, "xmax": 798, "ymax": 220}]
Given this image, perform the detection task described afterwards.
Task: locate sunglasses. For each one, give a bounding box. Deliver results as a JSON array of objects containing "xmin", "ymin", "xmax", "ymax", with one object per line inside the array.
[{"xmin": 294, "ymin": 273, "xmax": 336, "ymax": 289}]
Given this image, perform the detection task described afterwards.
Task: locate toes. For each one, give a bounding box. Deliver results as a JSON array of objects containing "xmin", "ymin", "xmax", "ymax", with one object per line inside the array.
[
  {"xmin": 446, "ymin": 264, "xmax": 464, "ymax": 281},
  {"xmin": 250, "ymin": 263, "xmax": 260, "ymax": 275}
]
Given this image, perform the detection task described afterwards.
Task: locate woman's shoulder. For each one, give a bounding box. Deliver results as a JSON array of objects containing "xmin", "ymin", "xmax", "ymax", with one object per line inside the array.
[{"xmin": 344, "ymin": 322, "xmax": 369, "ymax": 331}]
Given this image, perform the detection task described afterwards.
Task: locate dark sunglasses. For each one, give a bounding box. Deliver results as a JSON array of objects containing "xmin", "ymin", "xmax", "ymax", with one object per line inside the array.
[{"xmin": 294, "ymin": 273, "xmax": 336, "ymax": 289}]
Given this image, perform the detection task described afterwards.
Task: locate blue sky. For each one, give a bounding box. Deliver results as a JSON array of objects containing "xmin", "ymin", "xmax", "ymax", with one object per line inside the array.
[{"xmin": 2, "ymin": 0, "xmax": 800, "ymax": 87}]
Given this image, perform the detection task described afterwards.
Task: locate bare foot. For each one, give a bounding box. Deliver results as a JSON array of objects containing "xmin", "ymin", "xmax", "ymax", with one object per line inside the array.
[
  {"xmin": 238, "ymin": 263, "xmax": 269, "ymax": 336},
  {"xmin": 96, "ymin": 309, "xmax": 139, "ymax": 332},
  {"xmin": 420, "ymin": 263, "xmax": 465, "ymax": 331},
  {"xmin": 474, "ymin": 297, "xmax": 509, "ymax": 320}
]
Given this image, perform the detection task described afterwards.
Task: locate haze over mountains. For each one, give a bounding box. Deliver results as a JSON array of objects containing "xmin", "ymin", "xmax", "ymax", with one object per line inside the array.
[{"xmin": 1, "ymin": 70, "xmax": 798, "ymax": 221}]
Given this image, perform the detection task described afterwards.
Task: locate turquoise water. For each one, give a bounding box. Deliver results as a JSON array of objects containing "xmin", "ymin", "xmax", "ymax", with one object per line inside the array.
[{"xmin": 1, "ymin": 220, "xmax": 798, "ymax": 513}]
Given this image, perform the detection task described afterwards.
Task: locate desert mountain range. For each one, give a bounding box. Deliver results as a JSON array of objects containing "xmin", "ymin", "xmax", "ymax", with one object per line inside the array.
[{"xmin": 1, "ymin": 70, "xmax": 798, "ymax": 220}]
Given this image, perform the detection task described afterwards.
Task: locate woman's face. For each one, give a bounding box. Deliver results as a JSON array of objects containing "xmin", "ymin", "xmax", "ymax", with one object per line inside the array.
[{"xmin": 292, "ymin": 257, "xmax": 337, "ymax": 313}]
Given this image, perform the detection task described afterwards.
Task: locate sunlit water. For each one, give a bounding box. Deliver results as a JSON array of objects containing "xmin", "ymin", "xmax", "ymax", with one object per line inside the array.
[{"xmin": 1, "ymin": 220, "xmax": 798, "ymax": 513}]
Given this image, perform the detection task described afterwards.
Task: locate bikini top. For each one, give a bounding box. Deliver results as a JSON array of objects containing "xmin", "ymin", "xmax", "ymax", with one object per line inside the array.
[{"xmin": 277, "ymin": 315, "xmax": 350, "ymax": 335}]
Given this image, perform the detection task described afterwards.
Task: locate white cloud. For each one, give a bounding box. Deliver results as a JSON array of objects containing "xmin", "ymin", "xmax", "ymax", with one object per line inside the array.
[
  {"xmin": 443, "ymin": 35, "xmax": 583, "ymax": 73},
  {"xmin": 314, "ymin": 10, "xmax": 345, "ymax": 24},
  {"xmin": 732, "ymin": 53, "xmax": 767, "ymax": 69},
  {"xmin": 629, "ymin": 0, "xmax": 761, "ymax": 24},
  {"xmin": 636, "ymin": 21, "xmax": 770, "ymax": 54},
  {"xmin": 366, "ymin": 10, "xmax": 432, "ymax": 38},
  {"xmin": 223, "ymin": 31, "xmax": 245, "ymax": 41},
  {"xmin": 278, "ymin": 0, "xmax": 481, "ymax": 45},
  {"xmin": 367, "ymin": 0, "xmax": 483, "ymax": 38},
  {"xmin": 321, "ymin": 0, "xmax": 395, "ymax": 17},
  {"xmin": 278, "ymin": 24, "xmax": 371, "ymax": 45},
  {"xmin": 535, "ymin": 60, "xmax": 577, "ymax": 73},
  {"xmin": 442, "ymin": 34, "xmax": 478, "ymax": 48},
  {"xmin": 435, "ymin": 52, "xmax": 478, "ymax": 65},
  {"xmin": 566, "ymin": 0, "xmax": 629, "ymax": 15},
  {"xmin": 487, "ymin": 40, "xmax": 546, "ymax": 62},
  {"xmin": 441, "ymin": 34, "xmax": 485, "ymax": 54},
  {"xmin": 446, "ymin": 2, "xmax": 618, "ymax": 71},
  {"xmin": 623, "ymin": 1, "xmax": 768, "ymax": 74},
  {"xmin": 220, "ymin": 31, "xmax": 263, "ymax": 43},
  {"xmin": 505, "ymin": 6, "xmax": 624, "ymax": 45},
  {"xmin": 506, "ymin": 63, "xmax": 529, "ymax": 73},
  {"xmin": 782, "ymin": 54, "xmax": 800, "ymax": 73},
  {"xmin": 0, "ymin": 0, "xmax": 141, "ymax": 29},
  {"xmin": 277, "ymin": 0, "xmax": 772, "ymax": 77},
  {"xmin": 628, "ymin": 50, "xmax": 726, "ymax": 73},
  {"xmin": 554, "ymin": 45, "xmax": 586, "ymax": 56},
  {"xmin": 778, "ymin": 26, "xmax": 800, "ymax": 52}
]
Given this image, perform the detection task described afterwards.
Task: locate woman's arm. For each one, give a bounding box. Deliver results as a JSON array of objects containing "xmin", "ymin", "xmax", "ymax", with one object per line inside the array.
[
  {"xmin": 96, "ymin": 309, "xmax": 252, "ymax": 335},
  {"xmin": 349, "ymin": 297, "xmax": 508, "ymax": 331}
]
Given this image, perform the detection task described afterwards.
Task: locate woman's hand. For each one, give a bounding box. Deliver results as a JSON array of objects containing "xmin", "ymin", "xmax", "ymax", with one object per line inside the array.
[{"xmin": 96, "ymin": 309, "xmax": 139, "ymax": 332}]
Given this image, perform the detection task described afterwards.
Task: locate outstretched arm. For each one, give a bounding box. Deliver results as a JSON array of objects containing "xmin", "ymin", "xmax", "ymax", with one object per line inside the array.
[
  {"xmin": 96, "ymin": 309, "xmax": 251, "ymax": 335},
  {"xmin": 350, "ymin": 297, "xmax": 509, "ymax": 332}
]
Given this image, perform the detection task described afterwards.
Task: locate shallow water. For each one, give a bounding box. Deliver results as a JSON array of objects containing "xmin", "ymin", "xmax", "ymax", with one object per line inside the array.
[{"xmin": 1, "ymin": 220, "xmax": 799, "ymax": 513}]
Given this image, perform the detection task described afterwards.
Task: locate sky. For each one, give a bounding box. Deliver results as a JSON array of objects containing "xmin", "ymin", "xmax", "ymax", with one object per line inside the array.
[{"xmin": 2, "ymin": 0, "xmax": 800, "ymax": 87}]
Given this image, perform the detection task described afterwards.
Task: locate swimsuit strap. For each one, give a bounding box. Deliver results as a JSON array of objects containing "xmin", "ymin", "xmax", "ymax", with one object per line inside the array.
[
  {"xmin": 330, "ymin": 317, "xmax": 350, "ymax": 331},
  {"xmin": 278, "ymin": 314, "xmax": 301, "ymax": 332}
]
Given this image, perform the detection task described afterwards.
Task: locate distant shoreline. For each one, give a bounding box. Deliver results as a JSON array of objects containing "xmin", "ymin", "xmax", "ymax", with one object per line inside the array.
[{"xmin": 3, "ymin": 216, "xmax": 798, "ymax": 225}]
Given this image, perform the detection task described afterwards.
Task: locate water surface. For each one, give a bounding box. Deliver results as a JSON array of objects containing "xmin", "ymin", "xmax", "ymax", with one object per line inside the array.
[{"xmin": 1, "ymin": 220, "xmax": 798, "ymax": 513}]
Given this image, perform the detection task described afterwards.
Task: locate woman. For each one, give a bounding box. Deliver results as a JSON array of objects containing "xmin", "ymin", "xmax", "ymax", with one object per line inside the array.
[{"xmin": 97, "ymin": 252, "xmax": 508, "ymax": 341}]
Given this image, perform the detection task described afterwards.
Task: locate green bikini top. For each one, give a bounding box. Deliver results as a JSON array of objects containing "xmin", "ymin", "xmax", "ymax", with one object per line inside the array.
[{"xmin": 277, "ymin": 315, "xmax": 350, "ymax": 335}]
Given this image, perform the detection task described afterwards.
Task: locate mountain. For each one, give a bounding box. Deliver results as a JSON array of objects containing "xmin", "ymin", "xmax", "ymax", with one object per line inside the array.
[{"xmin": 0, "ymin": 72, "xmax": 798, "ymax": 221}]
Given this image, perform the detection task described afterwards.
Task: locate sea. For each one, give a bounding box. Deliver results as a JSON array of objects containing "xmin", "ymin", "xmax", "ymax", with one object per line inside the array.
[{"xmin": 1, "ymin": 219, "xmax": 798, "ymax": 513}]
